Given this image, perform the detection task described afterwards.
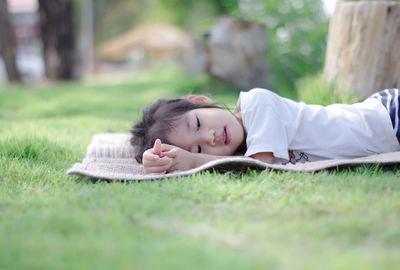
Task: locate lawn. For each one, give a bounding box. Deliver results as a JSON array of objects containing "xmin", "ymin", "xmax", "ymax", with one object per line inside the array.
[{"xmin": 1, "ymin": 71, "xmax": 400, "ymax": 270}]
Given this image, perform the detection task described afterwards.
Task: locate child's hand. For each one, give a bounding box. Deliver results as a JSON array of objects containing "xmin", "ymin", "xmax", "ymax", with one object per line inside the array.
[
  {"xmin": 142, "ymin": 139, "xmax": 173, "ymax": 174},
  {"xmin": 142, "ymin": 139, "xmax": 196, "ymax": 174},
  {"xmin": 160, "ymin": 145, "xmax": 196, "ymax": 172}
]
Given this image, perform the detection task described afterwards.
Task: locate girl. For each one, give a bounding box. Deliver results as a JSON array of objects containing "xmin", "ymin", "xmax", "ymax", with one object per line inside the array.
[{"xmin": 131, "ymin": 88, "xmax": 400, "ymax": 174}]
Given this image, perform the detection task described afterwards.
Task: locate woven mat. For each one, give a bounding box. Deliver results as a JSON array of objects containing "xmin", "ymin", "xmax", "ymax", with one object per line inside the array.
[{"xmin": 67, "ymin": 133, "xmax": 400, "ymax": 181}]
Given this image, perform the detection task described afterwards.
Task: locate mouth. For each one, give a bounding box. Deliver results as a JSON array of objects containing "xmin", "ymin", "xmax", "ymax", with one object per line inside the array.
[{"xmin": 224, "ymin": 126, "xmax": 231, "ymax": 145}]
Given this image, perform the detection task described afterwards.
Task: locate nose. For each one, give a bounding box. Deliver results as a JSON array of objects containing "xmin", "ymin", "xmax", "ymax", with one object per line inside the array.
[{"xmin": 207, "ymin": 129, "xmax": 216, "ymax": 146}]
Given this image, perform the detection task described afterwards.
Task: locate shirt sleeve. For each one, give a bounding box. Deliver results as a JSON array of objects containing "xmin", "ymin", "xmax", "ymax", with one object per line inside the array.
[{"xmin": 240, "ymin": 89, "xmax": 290, "ymax": 161}]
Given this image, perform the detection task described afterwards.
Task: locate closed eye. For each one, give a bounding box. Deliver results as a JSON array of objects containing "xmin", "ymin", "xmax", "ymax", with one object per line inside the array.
[
  {"xmin": 195, "ymin": 115, "xmax": 201, "ymax": 153},
  {"xmin": 196, "ymin": 116, "xmax": 201, "ymax": 130}
]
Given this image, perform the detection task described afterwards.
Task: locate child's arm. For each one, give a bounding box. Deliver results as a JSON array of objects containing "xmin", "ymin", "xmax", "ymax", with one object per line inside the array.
[
  {"xmin": 163, "ymin": 148, "xmax": 228, "ymax": 172},
  {"xmin": 142, "ymin": 139, "xmax": 229, "ymax": 174},
  {"xmin": 142, "ymin": 140, "xmax": 274, "ymax": 174},
  {"xmin": 162, "ymin": 149, "xmax": 274, "ymax": 172},
  {"xmin": 250, "ymin": 152, "xmax": 274, "ymax": 164}
]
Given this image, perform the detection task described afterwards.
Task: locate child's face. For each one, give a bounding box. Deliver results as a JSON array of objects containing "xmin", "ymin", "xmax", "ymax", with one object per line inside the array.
[{"xmin": 166, "ymin": 108, "xmax": 245, "ymax": 156}]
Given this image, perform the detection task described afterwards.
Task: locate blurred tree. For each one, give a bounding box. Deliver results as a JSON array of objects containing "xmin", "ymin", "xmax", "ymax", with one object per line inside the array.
[
  {"xmin": 0, "ymin": 0, "xmax": 21, "ymax": 83},
  {"xmin": 80, "ymin": 0, "xmax": 94, "ymax": 75},
  {"xmin": 39, "ymin": 0, "xmax": 77, "ymax": 80},
  {"xmin": 237, "ymin": 0, "xmax": 329, "ymax": 95},
  {"xmin": 92, "ymin": 0, "xmax": 238, "ymax": 43},
  {"xmin": 155, "ymin": 0, "xmax": 329, "ymax": 95},
  {"xmin": 93, "ymin": 0, "xmax": 147, "ymax": 44},
  {"xmin": 93, "ymin": 0, "xmax": 328, "ymax": 95},
  {"xmin": 159, "ymin": 0, "xmax": 238, "ymax": 22}
]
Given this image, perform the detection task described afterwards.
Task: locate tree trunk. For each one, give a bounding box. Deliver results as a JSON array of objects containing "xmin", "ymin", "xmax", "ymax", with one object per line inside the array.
[
  {"xmin": 80, "ymin": 0, "xmax": 94, "ymax": 76},
  {"xmin": 0, "ymin": 0, "xmax": 21, "ymax": 83},
  {"xmin": 38, "ymin": 0, "xmax": 77, "ymax": 80},
  {"xmin": 324, "ymin": 1, "xmax": 400, "ymax": 98}
]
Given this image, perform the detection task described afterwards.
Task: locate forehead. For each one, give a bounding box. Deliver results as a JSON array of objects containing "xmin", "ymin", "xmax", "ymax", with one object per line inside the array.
[{"xmin": 190, "ymin": 107, "xmax": 223, "ymax": 116}]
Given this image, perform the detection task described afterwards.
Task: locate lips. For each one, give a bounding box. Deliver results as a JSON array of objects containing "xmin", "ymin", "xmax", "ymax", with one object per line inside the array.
[
  {"xmin": 223, "ymin": 127, "xmax": 226, "ymax": 144},
  {"xmin": 217, "ymin": 127, "xmax": 231, "ymax": 145},
  {"xmin": 224, "ymin": 126, "xmax": 231, "ymax": 145}
]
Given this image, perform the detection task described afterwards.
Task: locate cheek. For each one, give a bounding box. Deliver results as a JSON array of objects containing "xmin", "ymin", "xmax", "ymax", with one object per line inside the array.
[
  {"xmin": 166, "ymin": 131, "xmax": 181, "ymax": 146},
  {"xmin": 232, "ymin": 121, "xmax": 243, "ymax": 138},
  {"xmin": 167, "ymin": 128, "xmax": 193, "ymax": 151}
]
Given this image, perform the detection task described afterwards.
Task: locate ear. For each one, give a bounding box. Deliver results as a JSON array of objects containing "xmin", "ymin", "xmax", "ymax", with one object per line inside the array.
[{"xmin": 186, "ymin": 95, "xmax": 213, "ymax": 104}]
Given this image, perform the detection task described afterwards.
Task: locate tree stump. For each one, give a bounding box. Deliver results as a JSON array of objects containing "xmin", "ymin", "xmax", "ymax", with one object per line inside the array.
[{"xmin": 324, "ymin": 1, "xmax": 400, "ymax": 97}]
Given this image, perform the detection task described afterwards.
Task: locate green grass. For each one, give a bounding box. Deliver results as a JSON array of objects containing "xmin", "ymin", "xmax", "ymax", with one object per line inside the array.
[
  {"xmin": 1, "ymin": 71, "xmax": 400, "ymax": 270},
  {"xmin": 296, "ymin": 73, "xmax": 360, "ymax": 105}
]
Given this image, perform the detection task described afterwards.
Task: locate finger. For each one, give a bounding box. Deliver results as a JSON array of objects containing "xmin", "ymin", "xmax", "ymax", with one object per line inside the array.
[
  {"xmin": 143, "ymin": 156, "xmax": 171, "ymax": 166},
  {"xmin": 153, "ymin": 139, "xmax": 162, "ymax": 155},
  {"xmin": 144, "ymin": 161, "xmax": 173, "ymax": 174},
  {"xmin": 143, "ymin": 150, "xmax": 159, "ymax": 162},
  {"xmin": 163, "ymin": 149, "xmax": 178, "ymax": 158},
  {"xmin": 150, "ymin": 157, "xmax": 172, "ymax": 166},
  {"xmin": 160, "ymin": 144, "xmax": 177, "ymax": 152}
]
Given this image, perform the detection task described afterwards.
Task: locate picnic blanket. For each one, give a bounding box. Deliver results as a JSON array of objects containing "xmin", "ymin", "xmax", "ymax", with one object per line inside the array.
[{"xmin": 67, "ymin": 133, "xmax": 400, "ymax": 181}]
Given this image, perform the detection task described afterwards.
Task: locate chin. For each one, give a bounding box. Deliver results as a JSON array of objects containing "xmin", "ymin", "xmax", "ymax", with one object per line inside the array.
[{"xmin": 225, "ymin": 148, "xmax": 237, "ymax": 156}]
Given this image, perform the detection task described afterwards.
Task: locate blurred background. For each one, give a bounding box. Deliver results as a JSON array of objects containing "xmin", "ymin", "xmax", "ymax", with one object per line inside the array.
[{"xmin": 0, "ymin": 0, "xmax": 338, "ymax": 97}]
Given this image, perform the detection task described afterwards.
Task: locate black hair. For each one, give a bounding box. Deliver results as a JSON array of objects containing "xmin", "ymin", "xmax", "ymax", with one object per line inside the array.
[{"xmin": 131, "ymin": 98, "xmax": 223, "ymax": 163}]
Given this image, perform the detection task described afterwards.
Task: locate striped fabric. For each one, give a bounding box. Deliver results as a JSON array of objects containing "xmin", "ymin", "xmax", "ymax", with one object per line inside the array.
[{"xmin": 370, "ymin": 89, "xmax": 400, "ymax": 143}]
